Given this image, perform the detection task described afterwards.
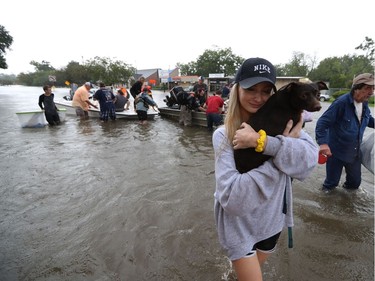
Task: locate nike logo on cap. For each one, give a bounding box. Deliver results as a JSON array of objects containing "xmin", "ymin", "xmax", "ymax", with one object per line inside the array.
[{"xmin": 254, "ymin": 64, "xmax": 271, "ymax": 74}]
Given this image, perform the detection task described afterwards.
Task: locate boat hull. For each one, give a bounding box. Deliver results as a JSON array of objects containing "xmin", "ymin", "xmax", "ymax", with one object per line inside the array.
[
  {"xmin": 16, "ymin": 108, "xmax": 66, "ymax": 128},
  {"xmin": 55, "ymin": 100, "xmax": 158, "ymax": 120},
  {"xmin": 158, "ymin": 107, "xmax": 210, "ymax": 127}
]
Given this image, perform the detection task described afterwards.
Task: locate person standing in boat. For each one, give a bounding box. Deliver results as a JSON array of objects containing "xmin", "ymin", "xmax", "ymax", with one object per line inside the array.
[
  {"xmin": 130, "ymin": 76, "xmax": 145, "ymax": 99},
  {"xmin": 193, "ymin": 76, "xmax": 208, "ymax": 97},
  {"xmin": 93, "ymin": 83, "xmax": 116, "ymax": 121},
  {"xmin": 38, "ymin": 85, "xmax": 61, "ymax": 126},
  {"xmin": 72, "ymin": 82, "xmax": 98, "ymax": 118}
]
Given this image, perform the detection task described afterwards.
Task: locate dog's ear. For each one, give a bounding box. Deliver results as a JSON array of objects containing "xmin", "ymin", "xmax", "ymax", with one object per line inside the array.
[
  {"xmin": 278, "ymin": 82, "xmax": 298, "ymax": 93},
  {"xmin": 314, "ymin": 81, "xmax": 329, "ymax": 90}
]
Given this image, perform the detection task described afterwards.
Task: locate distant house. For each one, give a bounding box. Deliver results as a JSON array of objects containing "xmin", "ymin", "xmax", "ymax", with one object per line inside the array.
[
  {"xmin": 136, "ymin": 68, "xmax": 181, "ymax": 88},
  {"xmin": 276, "ymin": 77, "xmax": 330, "ymax": 95},
  {"xmin": 275, "ymin": 76, "xmax": 306, "ymax": 89},
  {"xmin": 136, "ymin": 68, "xmax": 160, "ymax": 86},
  {"xmin": 170, "ymin": 75, "xmax": 199, "ymax": 89},
  {"xmin": 156, "ymin": 68, "xmax": 180, "ymax": 89}
]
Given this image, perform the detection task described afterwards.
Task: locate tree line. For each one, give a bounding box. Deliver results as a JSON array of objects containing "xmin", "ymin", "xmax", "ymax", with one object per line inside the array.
[{"xmin": 0, "ymin": 24, "xmax": 374, "ymax": 89}]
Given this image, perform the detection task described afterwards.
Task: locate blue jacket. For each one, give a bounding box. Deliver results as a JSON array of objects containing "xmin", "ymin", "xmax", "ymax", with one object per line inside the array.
[{"xmin": 315, "ymin": 92, "xmax": 374, "ymax": 163}]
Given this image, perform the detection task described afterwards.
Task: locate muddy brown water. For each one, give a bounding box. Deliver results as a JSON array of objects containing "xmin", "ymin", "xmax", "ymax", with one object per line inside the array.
[{"xmin": 0, "ymin": 86, "xmax": 373, "ymax": 281}]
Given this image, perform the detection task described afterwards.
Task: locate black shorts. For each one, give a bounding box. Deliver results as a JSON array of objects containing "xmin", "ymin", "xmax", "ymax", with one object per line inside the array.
[
  {"xmin": 137, "ymin": 110, "xmax": 148, "ymax": 121},
  {"xmin": 246, "ymin": 232, "xmax": 281, "ymax": 257}
]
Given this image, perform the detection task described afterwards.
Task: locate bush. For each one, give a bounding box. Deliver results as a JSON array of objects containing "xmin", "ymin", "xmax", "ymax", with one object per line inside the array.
[
  {"xmin": 332, "ymin": 89, "xmax": 349, "ymax": 99},
  {"xmin": 331, "ymin": 88, "xmax": 374, "ymax": 104},
  {"xmin": 369, "ymin": 95, "xmax": 374, "ymax": 104}
]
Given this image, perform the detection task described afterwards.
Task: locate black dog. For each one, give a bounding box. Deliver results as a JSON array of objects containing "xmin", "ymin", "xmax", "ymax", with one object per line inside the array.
[{"xmin": 234, "ymin": 81, "xmax": 328, "ymax": 173}]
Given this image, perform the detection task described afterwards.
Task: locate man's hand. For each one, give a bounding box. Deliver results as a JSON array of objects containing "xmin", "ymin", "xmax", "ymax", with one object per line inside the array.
[{"xmin": 319, "ymin": 144, "xmax": 332, "ymax": 157}]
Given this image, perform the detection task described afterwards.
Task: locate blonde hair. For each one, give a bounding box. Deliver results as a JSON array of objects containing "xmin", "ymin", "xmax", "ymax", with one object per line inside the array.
[{"xmin": 223, "ymin": 83, "xmax": 242, "ymax": 143}]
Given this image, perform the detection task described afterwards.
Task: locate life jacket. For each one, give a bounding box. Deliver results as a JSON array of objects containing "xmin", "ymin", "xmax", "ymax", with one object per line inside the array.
[{"xmin": 134, "ymin": 93, "xmax": 150, "ymax": 108}]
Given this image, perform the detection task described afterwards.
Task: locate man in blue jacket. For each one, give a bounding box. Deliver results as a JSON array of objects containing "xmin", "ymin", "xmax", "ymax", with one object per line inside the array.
[{"xmin": 315, "ymin": 73, "xmax": 374, "ymax": 191}]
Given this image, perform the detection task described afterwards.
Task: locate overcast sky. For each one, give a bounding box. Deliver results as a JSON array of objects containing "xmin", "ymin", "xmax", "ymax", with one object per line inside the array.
[{"xmin": 1, "ymin": 0, "xmax": 374, "ymax": 75}]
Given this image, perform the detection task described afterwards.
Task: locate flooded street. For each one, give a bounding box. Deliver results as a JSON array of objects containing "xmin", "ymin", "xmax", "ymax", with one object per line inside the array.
[{"xmin": 0, "ymin": 85, "xmax": 373, "ymax": 281}]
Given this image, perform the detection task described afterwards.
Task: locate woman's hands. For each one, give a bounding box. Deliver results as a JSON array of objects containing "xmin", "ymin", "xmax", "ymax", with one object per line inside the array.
[{"xmin": 232, "ymin": 123, "xmax": 261, "ymax": 149}]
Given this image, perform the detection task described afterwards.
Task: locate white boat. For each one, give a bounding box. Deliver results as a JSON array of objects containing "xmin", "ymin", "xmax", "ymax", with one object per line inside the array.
[
  {"xmin": 55, "ymin": 99, "xmax": 159, "ymax": 120},
  {"xmin": 361, "ymin": 131, "xmax": 374, "ymax": 174},
  {"xmin": 16, "ymin": 108, "xmax": 67, "ymax": 128}
]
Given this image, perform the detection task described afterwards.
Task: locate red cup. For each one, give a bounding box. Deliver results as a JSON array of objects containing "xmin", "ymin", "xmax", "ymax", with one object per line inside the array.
[{"xmin": 318, "ymin": 153, "xmax": 328, "ymax": 164}]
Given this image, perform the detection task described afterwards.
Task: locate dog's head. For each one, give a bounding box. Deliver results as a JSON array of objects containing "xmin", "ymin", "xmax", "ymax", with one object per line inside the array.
[{"xmin": 279, "ymin": 81, "xmax": 328, "ymax": 112}]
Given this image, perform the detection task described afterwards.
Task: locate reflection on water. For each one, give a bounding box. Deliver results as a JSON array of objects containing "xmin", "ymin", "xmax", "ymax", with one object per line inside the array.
[{"xmin": 0, "ymin": 86, "xmax": 373, "ymax": 281}]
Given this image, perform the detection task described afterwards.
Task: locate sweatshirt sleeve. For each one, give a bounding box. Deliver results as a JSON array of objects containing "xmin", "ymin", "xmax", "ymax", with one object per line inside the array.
[{"xmin": 263, "ymin": 131, "xmax": 318, "ymax": 181}]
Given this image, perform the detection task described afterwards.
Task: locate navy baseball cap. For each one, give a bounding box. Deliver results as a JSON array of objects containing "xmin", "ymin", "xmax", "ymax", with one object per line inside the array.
[{"xmin": 234, "ymin": 58, "xmax": 276, "ymax": 90}]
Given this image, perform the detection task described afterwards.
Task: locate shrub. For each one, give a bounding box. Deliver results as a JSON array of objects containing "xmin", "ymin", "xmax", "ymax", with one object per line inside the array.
[
  {"xmin": 331, "ymin": 88, "xmax": 374, "ymax": 104},
  {"xmin": 332, "ymin": 89, "xmax": 349, "ymax": 99}
]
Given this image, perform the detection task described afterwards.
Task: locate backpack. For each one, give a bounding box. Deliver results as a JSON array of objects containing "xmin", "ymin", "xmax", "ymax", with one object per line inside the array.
[{"xmin": 134, "ymin": 94, "xmax": 150, "ymax": 108}]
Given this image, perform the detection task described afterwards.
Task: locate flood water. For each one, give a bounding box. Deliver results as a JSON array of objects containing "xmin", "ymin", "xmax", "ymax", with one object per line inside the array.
[{"xmin": 0, "ymin": 85, "xmax": 373, "ymax": 281}]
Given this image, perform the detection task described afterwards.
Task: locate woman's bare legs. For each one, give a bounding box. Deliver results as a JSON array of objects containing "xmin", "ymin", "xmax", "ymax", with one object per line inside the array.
[{"xmin": 232, "ymin": 252, "xmax": 271, "ymax": 281}]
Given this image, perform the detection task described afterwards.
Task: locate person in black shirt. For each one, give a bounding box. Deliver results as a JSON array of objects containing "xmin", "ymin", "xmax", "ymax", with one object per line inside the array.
[
  {"xmin": 38, "ymin": 85, "xmax": 60, "ymax": 126},
  {"xmin": 130, "ymin": 76, "xmax": 145, "ymax": 99}
]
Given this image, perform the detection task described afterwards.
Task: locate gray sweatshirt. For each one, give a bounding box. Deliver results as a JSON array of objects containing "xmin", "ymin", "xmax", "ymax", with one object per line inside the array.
[{"xmin": 213, "ymin": 127, "xmax": 318, "ymax": 260}]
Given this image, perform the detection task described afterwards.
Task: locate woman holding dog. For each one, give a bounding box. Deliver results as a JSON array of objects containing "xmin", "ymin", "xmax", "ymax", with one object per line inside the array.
[{"xmin": 212, "ymin": 57, "xmax": 318, "ymax": 281}]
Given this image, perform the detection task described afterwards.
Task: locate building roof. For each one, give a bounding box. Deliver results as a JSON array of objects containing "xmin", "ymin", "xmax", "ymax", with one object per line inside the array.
[{"xmin": 136, "ymin": 69, "xmax": 160, "ymax": 79}]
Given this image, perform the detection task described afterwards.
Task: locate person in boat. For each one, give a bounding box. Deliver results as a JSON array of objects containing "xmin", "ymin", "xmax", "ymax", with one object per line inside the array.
[
  {"xmin": 130, "ymin": 76, "xmax": 145, "ymax": 99},
  {"xmin": 145, "ymin": 85, "xmax": 153, "ymax": 99},
  {"xmin": 72, "ymin": 82, "xmax": 98, "ymax": 118},
  {"xmin": 93, "ymin": 83, "xmax": 116, "ymax": 121},
  {"xmin": 38, "ymin": 85, "xmax": 61, "ymax": 126},
  {"xmin": 134, "ymin": 88, "xmax": 158, "ymax": 125},
  {"xmin": 193, "ymin": 76, "xmax": 208, "ymax": 97},
  {"xmin": 177, "ymin": 89, "xmax": 205, "ymax": 126},
  {"xmin": 114, "ymin": 88, "xmax": 130, "ymax": 111},
  {"xmin": 69, "ymin": 83, "xmax": 78, "ymax": 100},
  {"xmin": 212, "ymin": 57, "xmax": 318, "ymax": 281},
  {"xmin": 196, "ymin": 88, "xmax": 207, "ymax": 108}
]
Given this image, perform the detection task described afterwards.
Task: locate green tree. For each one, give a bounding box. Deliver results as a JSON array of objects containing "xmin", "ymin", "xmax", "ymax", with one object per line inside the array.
[
  {"xmin": 0, "ymin": 73, "xmax": 16, "ymax": 85},
  {"xmin": 84, "ymin": 56, "xmax": 135, "ymax": 85},
  {"xmin": 61, "ymin": 61, "xmax": 91, "ymax": 85},
  {"xmin": 176, "ymin": 61, "xmax": 197, "ymax": 76},
  {"xmin": 276, "ymin": 52, "xmax": 312, "ymax": 77},
  {"xmin": 30, "ymin": 60, "xmax": 55, "ymax": 72},
  {"xmin": 16, "ymin": 60, "xmax": 56, "ymax": 86},
  {"xmin": 0, "ymin": 25, "xmax": 14, "ymax": 69},
  {"xmin": 355, "ymin": 36, "xmax": 374, "ymax": 63},
  {"xmin": 309, "ymin": 54, "xmax": 373, "ymax": 88},
  {"xmin": 178, "ymin": 47, "xmax": 243, "ymax": 77}
]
